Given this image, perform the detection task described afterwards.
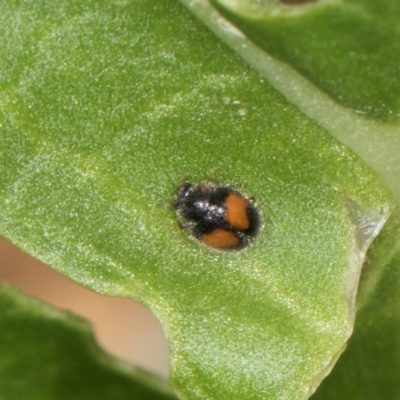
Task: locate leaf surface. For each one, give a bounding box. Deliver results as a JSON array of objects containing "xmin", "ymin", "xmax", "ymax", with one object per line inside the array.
[
  {"xmin": 194, "ymin": 0, "xmax": 400, "ymax": 202},
  {"xmin": 0, "ymin": 0, "xmax": 394, "ymax": 399},
  {"xmin": 187, "ymin": 1, "xmax": 400, "ymax": 398}
]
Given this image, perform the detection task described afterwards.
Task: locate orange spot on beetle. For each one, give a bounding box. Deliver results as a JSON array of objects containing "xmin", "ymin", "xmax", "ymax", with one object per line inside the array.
[
  {"xmin": 225, "ymin": 193, "xmax": 250, "ymax": 231},
  {"xmin": 201, "ymin": 229, "xmax": 240, "ymax": 249}
]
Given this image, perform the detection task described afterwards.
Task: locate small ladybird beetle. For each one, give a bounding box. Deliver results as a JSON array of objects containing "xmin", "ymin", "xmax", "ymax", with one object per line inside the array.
[{"xmin": 173, "ymin": 182, "xmax": 261, "ymax": 251}]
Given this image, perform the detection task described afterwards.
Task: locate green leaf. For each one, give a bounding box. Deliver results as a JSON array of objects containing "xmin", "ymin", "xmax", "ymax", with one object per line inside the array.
[
  {"xmin": 310, "ymin": 213, "xmax": 400, "ymax": 399},
  {"xmin": 183, "ymin": 1, "xmax": 400, "ymax": 398},
  {"xmin": 190, "ymin": 0, "xmax": 400, "ymax": 204},
  {"xmin": 210, "ymin": 0, "xmax": 400, "ymax": 123},
  {"xmin": 0, "ymin": 0, "xmax": 394, "ymax": 399},
  {"xmin": 0, "ymin": 283, "xmax": 177, "ymax": 400}
]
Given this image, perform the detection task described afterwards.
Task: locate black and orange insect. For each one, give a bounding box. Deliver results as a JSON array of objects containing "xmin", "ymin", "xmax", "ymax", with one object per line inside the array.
[{"xmin": 173, "ymin": 182, "xmax": 261, "ymax": 251}]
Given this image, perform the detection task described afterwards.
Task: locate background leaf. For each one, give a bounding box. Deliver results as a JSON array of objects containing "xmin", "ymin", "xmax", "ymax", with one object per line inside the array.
[
  {"xmin": 0, "ymin": 0, "xmax": 395, "ymax": 399},
  {"xmin": 0, "ymin": 283, "xmax": 177, "ymax": 400},
  {"xmin": 211, "ymin": 0, "xmax": 400, "ymax": 122}
]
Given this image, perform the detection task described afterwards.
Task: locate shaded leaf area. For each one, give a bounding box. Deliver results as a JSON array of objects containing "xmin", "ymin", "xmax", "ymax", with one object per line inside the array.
[
  {"xmin": 0, "ymin": 0, "xmax": 393, "ymax": 399},
  {"xmin": 211, "ymin": 0, "xmax": 400, "ymax": 122},
  {"xmin": 0, "ymin": 283, "xmax": 176, "ymax": 400},
  {"xmin": 312, "ymin": 212, "xmax": 400, "ymax": 400}
]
